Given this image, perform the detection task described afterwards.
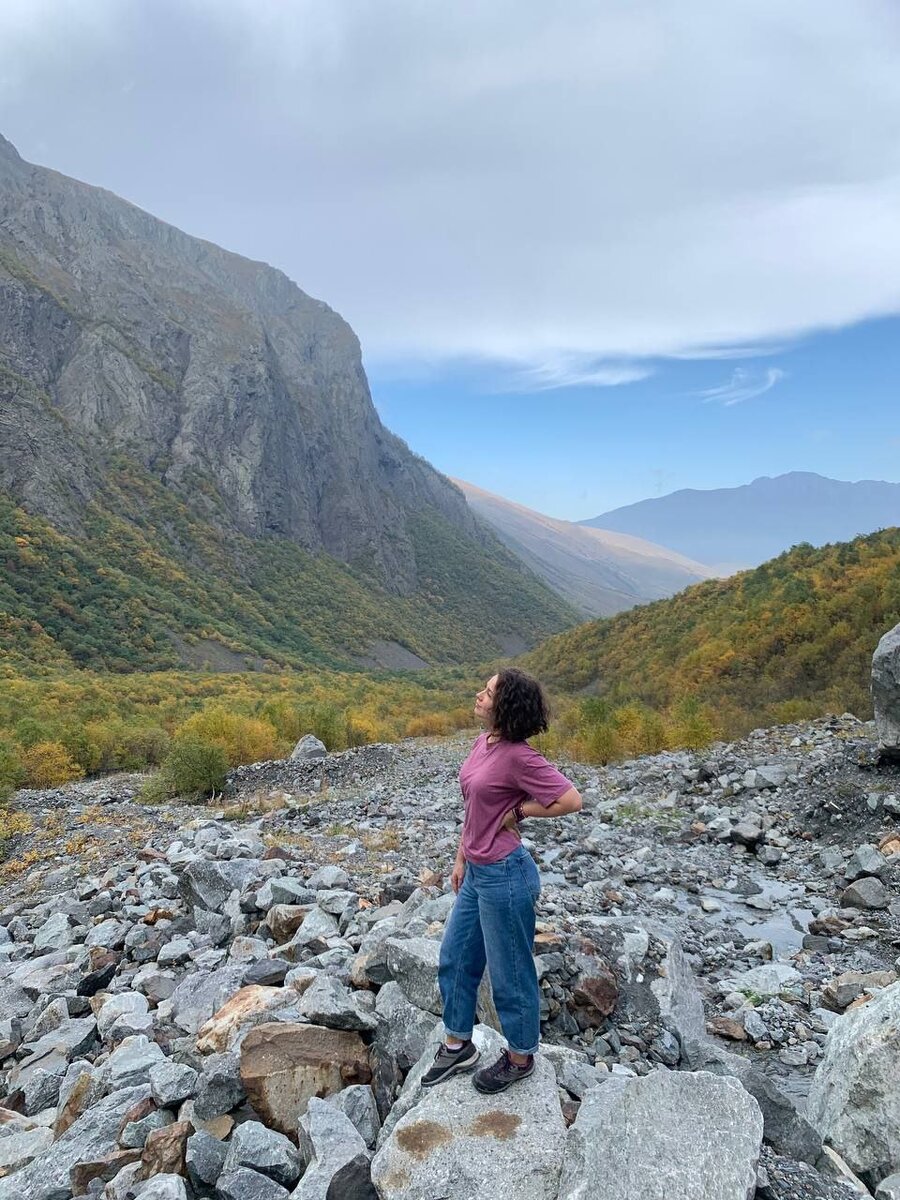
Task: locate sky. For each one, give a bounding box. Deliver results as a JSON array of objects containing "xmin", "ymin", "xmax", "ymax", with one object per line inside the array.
[{"xmin": 1, "ymin": 0, "xmax": 899, "ymax": 518}]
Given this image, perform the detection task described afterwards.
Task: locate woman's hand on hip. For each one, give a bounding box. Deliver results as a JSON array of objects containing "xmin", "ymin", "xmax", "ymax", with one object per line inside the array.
[{"xmin": 500, "ymin": 810, "xmax": 521, "ymax": 837}]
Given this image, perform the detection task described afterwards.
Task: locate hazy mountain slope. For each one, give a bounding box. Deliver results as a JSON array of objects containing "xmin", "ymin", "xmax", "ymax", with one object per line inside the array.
[
  {"xmin": 523, "ymin": 527, "xmax": 900, "ymax": 734},
  {"xmin": 454, "ymin": 478, "xmax": 716, "ymax": 617},
  {"xmin": 582, "ymin": 472, "xmax": 900, "ymax": 570},
  {"xmin": 0, "ymin": 133, "xmax": 577, "ymax": 669}
]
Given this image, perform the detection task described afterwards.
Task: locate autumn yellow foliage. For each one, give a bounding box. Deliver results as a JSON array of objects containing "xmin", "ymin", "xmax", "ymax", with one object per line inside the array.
[{"xmin": 21, "ymin": 741, "xmax": 85, "ymax": 788}]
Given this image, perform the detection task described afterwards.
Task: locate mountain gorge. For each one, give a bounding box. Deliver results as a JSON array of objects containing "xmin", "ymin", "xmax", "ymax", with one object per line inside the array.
[
  {"xmin": 453, "ymin": 477, "xmax": 715, "ymax": 617},
  {"xmin": 0, "ymin": 134, "xmax": 576, "ymax": 671}
]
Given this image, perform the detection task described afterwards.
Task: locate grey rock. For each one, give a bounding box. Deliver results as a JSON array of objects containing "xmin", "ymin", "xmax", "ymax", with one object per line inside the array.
[
  {"xmin": 97, "ymin": 991, "xmax": 149, "ymax": 1038},
  {"xmin": 32, "ymin": 912, "xmax": 75, "ymax": 953},
  {"xmin": 297, "ymin": 975, "xmax": 377, "ymax": 1032},
  {"xmin": 279, "ymin": 910, "xmax": 340, "ymax": 960},
  {"xmin": 222, "ymin": 1119, "xmax": 302, "ymax": 1187},
  {"xmin": 290, "ymin": 735, "xmax": 327, "ymax": 761},
  {"xmin": 100, "ymin": 1034, "xmax": 166, "ymax": 1090},
  {"xmin": 296, "ymin": 1097, "xmax": 370, "ymax": 1200},
  {"xmin": 194, "ymin": 1051, "xmax": 246, "ymax": 1119},
  {"xmin": 841, "ymin": 876, "xmax": 889, "ymax": 909},
  {"xmin": 808, "ymin": 979, "xmax": 900, "ymax": 1187},
  {"xmin": 0, "ymin": 1125, "xmax": 54, "ymax": 1176},
  {"xmin": 721, "ymin": 964, "xmax": 802, "ymax": 999},
  {"xmin": 700, "ymin": 1043, "xmax": 822, "ymax": 1164},
  {"xmin": 169, "ymin": 965, "xmax": 245, "ymax": 1034},
  {"xmin": 873, "ymin": 623, "xmax": 900, "ymax": 755},
  {"xmin": 149, "ymin": 1059, "xmax": 199, "ymax": 1108},
  {"xmin": 845, "ymin": 844, "xmax": 887, "ymax": 882},
  {"xmin": 384, "ymin": 937, "xmax": 441, "ymax": 1015},
  {"xmin": 306, "ymin": 866, "xmax": 350, "ymax": 891},
  {"xmin": 558, "ymin": 1070, "xmax": 763, "ymax": 1200},
  {"xmin": 877, "ymin": 1173, "xmax": 900, "ymax": 1200},
  {"xmin": 133, "ymin": 1176, "xmax": 188, "ymax": 1200},
  {"xmin": 186, "ymin": 1128, "xmax": 228, "ymax": 1191},
  {"xmin": 216, "ymin": 1167, "xmax": 290, "ymax": 1200},
  {"xmin": 0, "ymin": 1083, "xmax": 149, "ymax": 1200},
  {"xmin": 373, "ymin": 1025, "xmax": 564, "ymax": 1199},
  {"xmin": 179, "ymin": 860, "xmax": 260, "ymax": 914},
  {"xmin": 120, "ymin": 1106, "xmax": 175, "ymax": 1148},
  {"xmin": 325, "ymin": 1085, "xmax": 381, "ymax": 1149}
]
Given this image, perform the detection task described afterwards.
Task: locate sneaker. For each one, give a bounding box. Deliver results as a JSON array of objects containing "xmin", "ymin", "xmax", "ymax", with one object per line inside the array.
[
  {"xmin": 472, "ymin": 1050, "xmax": 534, "ymax": 1094},
  {"xmin": 421, "ymin": 1040, "xmax": 481, "ymax": 1087}
]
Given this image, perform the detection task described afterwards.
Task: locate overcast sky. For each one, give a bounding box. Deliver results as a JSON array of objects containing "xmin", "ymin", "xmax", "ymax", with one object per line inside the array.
[{"xmin": 2, "ymin": 1, "xmax": 899, "ymax": 515}]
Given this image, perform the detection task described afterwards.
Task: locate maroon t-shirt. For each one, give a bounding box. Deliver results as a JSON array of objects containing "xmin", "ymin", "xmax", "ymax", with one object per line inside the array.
[{"xmin": 458, "ymin": 733, "xmax": 573, "ymax": 864}]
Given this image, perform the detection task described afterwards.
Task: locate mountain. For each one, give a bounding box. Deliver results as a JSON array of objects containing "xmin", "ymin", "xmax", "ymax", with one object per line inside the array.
[
  {"xmin": 581, "ymin": 472, "xmax": 900, "ymax": 570},
  {"xmin": 0, "ymin": 133, "xmax": 577, "ymax": 672},
  {"xmin": 523, "ymin": 527, "xmax": 900, "ymax": 736},
  {"xmin": 452, "ymin": 478, "xmax": 716, "ymax": 617}
]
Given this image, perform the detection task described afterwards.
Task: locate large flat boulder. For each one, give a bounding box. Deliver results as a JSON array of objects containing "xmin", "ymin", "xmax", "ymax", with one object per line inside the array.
[
  {"xmin": 558, "ymin": 1070, "xmax": 763, "ymax": 1200},
  {"xmin": 371, "ymin": 1025, "xmax": 565, "ymax": 1200},
  {"xmin": 239, "ymin": 1022, "xmax": 371, "ymax": 1137}
]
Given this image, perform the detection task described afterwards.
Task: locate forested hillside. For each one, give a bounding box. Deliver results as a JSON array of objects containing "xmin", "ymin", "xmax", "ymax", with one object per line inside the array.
[{"xmin": 525, "ymin": 528, "xmax": 900, "ymax": 737}]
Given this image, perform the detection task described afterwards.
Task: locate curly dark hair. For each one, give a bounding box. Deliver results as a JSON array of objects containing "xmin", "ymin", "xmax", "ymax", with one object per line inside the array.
[{"xmin": 492, "ymin": 668, "xmax": 550, "ymax": 742}]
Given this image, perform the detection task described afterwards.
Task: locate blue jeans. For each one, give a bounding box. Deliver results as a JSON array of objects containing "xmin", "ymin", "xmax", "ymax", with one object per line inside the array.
[{"xmin": 438, "ymin": 844, "xmax": 542, "ymax": 1056}]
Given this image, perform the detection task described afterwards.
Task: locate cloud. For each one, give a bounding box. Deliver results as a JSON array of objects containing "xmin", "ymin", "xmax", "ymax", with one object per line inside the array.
[
  {"xmin": 1, "ymin": 2, "xmax": 900, "ymax": 372},
  {"xmin": 699, "ymin": 367, "xmax": 786, "ymax": 406},
  {"xmin": 504, "ymin": 356, "xmax": 654, "ymax": 392}
]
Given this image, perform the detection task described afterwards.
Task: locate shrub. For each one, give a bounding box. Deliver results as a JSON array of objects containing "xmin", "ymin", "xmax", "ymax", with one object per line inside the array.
[
  {"xmin": 0, "ymin": 809, "xmax": 33, "ymax": 860},
  {"xmin": 141, "ymin": 738, "xmax": 228, "ymax": 803},
  {"xmin": 177, "ymin": 707, "xmax": 278, "ymax": 767},
  {"xmin": 20, "ymin": 741, "xmax": 85, "ymax": 788},
  {"xmin": 669, "ymin": 695, "xmax": 719, "ymax": 750},
  {"xmin": 0, "ymin": 739, "xmax": 25, "ymax": 801}
]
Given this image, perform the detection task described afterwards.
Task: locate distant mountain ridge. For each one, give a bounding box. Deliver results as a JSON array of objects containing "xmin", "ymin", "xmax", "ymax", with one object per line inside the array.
[
  {"xmin": 0, "ymin": 132, "xmax": 576, "ymax": 671},
  {"xmin": 581, "ymin": 472, "xmax": 900, "ymax": 570},
  {"xmin": 453, "ymin": 478, "xmax": 715, "ymax": 617}
]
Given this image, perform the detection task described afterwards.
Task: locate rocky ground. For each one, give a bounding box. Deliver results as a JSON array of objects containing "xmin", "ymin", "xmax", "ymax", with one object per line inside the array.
[{"xmin": 0, "ymin": 713, "xmax": 898, "ymax": 1198}]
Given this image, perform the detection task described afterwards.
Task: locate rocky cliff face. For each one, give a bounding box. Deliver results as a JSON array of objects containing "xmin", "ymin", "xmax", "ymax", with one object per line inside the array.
[{"xmin": 0, "ymin": 133, "xmax": 482, "ymax": 595}]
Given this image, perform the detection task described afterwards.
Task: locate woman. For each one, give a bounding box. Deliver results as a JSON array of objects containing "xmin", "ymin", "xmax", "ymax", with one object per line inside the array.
[{"xmin": 422, "ymin": 667, "xmax": 582, "ymax": 1094}]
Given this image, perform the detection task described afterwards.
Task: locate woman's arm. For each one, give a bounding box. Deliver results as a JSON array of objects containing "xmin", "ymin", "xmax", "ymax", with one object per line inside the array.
[{"xmin": 511, "ymin": 786, "xmax": 582, "ymax": 823}]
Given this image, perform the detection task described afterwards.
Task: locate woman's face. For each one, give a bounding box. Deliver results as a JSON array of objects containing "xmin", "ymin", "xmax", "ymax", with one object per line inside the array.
[{"xmin": 474, "ymin": 674, "xmax": 499, "ymax": 726}]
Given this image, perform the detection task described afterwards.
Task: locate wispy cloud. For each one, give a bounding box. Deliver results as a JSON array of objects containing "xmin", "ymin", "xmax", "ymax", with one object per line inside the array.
[
  {"xmin": 699, "ymin": 367, "xmax": 786, "ymax": 406},
  {"xmin": 668, "ymin": 343, "xmax": 786, "ymax": 361},
  {"xmin": 507, "ymin": 356, "xmax": 653, "ymax": 393}
]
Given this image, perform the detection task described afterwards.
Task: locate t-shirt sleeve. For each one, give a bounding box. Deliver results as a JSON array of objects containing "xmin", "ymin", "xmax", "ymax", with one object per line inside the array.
[{"xmin": 512, "ymin": 743, "xmax": 574, "ymax": 808}]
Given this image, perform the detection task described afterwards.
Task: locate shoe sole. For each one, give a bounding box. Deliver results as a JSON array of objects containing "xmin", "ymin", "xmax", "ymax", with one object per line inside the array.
[
  {"xmin": 421, "ymin": 1049, "xmax": 481, "ymax": 1088},
  {"xmin": 472, "ymin": 1062, "xmax": 535, "ymax": 1093}
]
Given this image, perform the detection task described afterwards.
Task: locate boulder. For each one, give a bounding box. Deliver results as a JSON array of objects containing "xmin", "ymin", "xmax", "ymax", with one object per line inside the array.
[
  {"xmin": 384, "ymin": 937, "xmax": 442, "ymax": 1015},
  {"xmin": 222, "ymin": 1119, "xmax": 302, "ymax": 1188},
  {"xmin": 216, "ymin": 1166, "xmax": 290, "ymax": 1199},
  {"xmin": 558, "ymin": 1070, "xmax": 763, "ymax": 1199},
  {"xmin": 138, "ymin": 1119, "xmax": 191, "ymax": 1180},
  {"xmin": 0, "ymin": 1084, "xmax": 149, "ymax": 1200},
  {"xmin": 185, "ymin": 1129, "xmax": 227, "ymax": 1192},
  {"xmin": 239, "ymin": 1022, "xmax": 371, "ymax": 1136},
  {"xmin": 195, "ymin": 984, "xmax": 294, "ymax": 1054},
  {"xmin": 169, "ymin": 965, "xmax": 245, "ymax": 1034},
  {"xmin": 873, "ymin": 623, "xmax": 900, "ymax": 759},
  {"xmin": 372, "ymin": 1025, "xmax": 565, "ymax": 1199},
  {"xmin": 296, "ymin": 975, "xmax": 377, "ymax": 1032},
  {"xmin": 178, "ymin": 859, "xmax": 261, "ymax": 912},
  {"xmin": 808, "ymin": 980, "xmax": 900, "ymax": 1188},
  {"xmin": 290, "ymin": 735, "xmax": 327, "ymax": 761},
  {"xmin": 295, "ymin": 1097, "xmax": 370, "ymax": 1199}
]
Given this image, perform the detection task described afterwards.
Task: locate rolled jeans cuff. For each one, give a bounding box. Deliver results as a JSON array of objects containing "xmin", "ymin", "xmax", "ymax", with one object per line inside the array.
[{"xmin": 442, "ymin": 1026, "xmax": 472, "ymax": 1042}]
